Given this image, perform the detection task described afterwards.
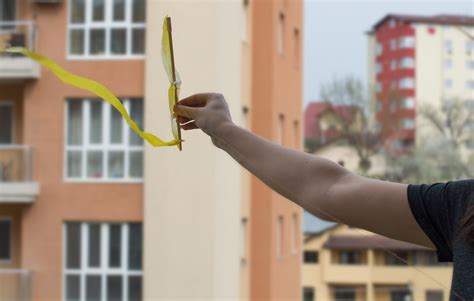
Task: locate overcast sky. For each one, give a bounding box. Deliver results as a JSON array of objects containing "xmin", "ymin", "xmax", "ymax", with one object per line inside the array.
[
  {"xmin": 303, "ymin": 0, "xmax": 473, "ymax": 107},
  {"xmin": 302, "ymin": 0, "xmax": 473, "ymax": 233}
]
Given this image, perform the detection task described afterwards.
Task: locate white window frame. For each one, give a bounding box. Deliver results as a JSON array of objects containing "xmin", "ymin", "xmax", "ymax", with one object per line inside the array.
[
  {"xmin": 401, "ymin": 97, "xmax": 415, "ymax": 109},
  {"xmin": 398, "ymin": 36, "xmax": 415, "ymax": 49},
  {"xmin": 64, "ymin": 98, "xmax": 144, "ymax": 183},
  {"xmin": 67, "ymin": 0, "xmax": 146, "ymax": 60},
  {"xmin": 399, "ymin": 57, "xmax": 415, "ymax": 69},
  {"xmin": 0, "ymin": 101, "xmax": 15, "ymax": 145},
  {"xmin": 63, "ymin": 222, "xmax": 143, "ymax": 301},
  {"xmin": 400, "ymin": 118, "xmax": 415, "ymax": 129},
  {"xmin": 0, "ymin": 217, "xmax": 12, "ymax": 263},
  {"xmin": 290, "ymin": 213, "xmax": 298, "ymax": 255},
  {"xmin": 399, "ymin": 77, "xmax": 415, "ymax": 89}
]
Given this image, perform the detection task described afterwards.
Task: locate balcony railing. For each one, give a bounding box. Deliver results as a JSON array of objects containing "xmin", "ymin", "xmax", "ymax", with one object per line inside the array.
[
  {"xmin": 0, "ymin": 20, "xmax": 40, "ymax": 80},
  {"xmin": 0, "ymin": 145, "xmax": 38, "ymax": 203},
  {"xmin": 0, "ymin": 269, "xmax": 32, "ymax": 301}
]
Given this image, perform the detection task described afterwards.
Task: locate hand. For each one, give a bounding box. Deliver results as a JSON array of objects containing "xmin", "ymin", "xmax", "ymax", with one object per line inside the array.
[{"xmin": 173, "ymin": 93, "xmax": 234, "ymax": 140}]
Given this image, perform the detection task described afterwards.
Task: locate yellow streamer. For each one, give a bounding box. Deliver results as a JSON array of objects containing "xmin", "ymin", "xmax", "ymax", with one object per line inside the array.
[{"xmin": 1, "ymin": 17, "xmax": 183, "ymax": 148}]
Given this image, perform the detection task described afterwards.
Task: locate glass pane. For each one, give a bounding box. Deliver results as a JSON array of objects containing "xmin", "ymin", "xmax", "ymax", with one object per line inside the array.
[
  {"xmin": 132, "ymin": 0, "xmax": 145, "ymax": 22},
  {"xmin": 67, "ymin": 151, "xmax": 83, "ymax": 178},
  {"xmin": 132, "ymin": 28, "xmax": 145, "ymax": 55},
  {"xmin": 66, "ymin": 275, "xmax": 81, "ymax": 301},
  {"xmin": 70, "ymin": 0, "xmax": 85, "ymax": 24},
  {"xmin": 129, "ymin": 99, "xmax": 144, "ymax": 145},
  {"xmin": 110, "ymin": 105, "xmax": 123, "ymax": 143},
  {"xmin": 67, "ymin": 101, "xmax": 83, "ymax": 145},
  {"xmin": 66, "ymin": 223, "xmax": 81, "ymax": 269},
  {"xmin": 87, "ymin": 151, "xmax": 103, "ymax": 178},
  {"xmin": 0, "ymin": 0, "xmax": 15, "ymax": 22},
  {"xmin": 109, "ymin": 224, "xmax": 121, "ymax": 267},
  {"xmin": 108, "ymin": 151, "xmax": 124, "ymax": 178},
  {"xmin": 70, "ymin": 29, "xmax": 85, "ymax": 55},
  {"xmin": 129, "ymin": 151, "xmax": 143, "ymax": 179},
  {"xmin": 128, "ymin": 223, "xmax": 142, "ymax": 270},
  {"xmin": 107, "ymin": 276, "xmax": 123, "ymax": 301},
  {"xmin": 90, "ymin": 101, "xmax": 103, "ymax": 144},
  {"xmin": 0, "ymin": 220, "xmax": 11, "ymax": 260},
  {"xmin": 88, "ymin": 224, "xmax": 101, "ymax": 267},
  {"xmin": 113, "ymin": 0, "xmax": 125, "ymax": 21},
  {"xmin": 86, "ymin": 275, "xmax": 101, "ymax": 301},
  {"xmin": 128, "ymin": 276, "xmax": 142, "ymax": 301},
  {"xmin": 111, "ymin": 29, "xmax": 127, "ymax": 55},
  {"xmin": 0, "ymin": 105, "xmax": 13, "ymax": 144},
  {"xmin": 92, "ymin": 0, "xmax": 105, "ymax": 22},
  {"xmin": 90, "ymin": 29, "xmax": 106, "ymax": 55}
]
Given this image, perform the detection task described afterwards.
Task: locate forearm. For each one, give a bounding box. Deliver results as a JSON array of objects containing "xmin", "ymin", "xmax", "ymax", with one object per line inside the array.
[{"xmin": 212, "ymin": 122, "xmax": 349, "ymax": 219}]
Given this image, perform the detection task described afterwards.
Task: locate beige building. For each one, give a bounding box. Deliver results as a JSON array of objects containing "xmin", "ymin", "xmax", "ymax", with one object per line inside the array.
[{"xmin": 302, "ymin": 224, "xmax": 453, "ymax": 301}]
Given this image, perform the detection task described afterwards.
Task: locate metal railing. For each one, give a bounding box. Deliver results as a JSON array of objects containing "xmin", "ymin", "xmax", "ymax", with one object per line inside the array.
[
  {"xmin": 0, "ymin": 145, "xmax": 34, "ymax": 183},
  {"xmin": 0, "ymin": 20, "xmax": 36, "ymax": 53},
  {"xmin": 0, "ymin": 269, "xmax": 32, "ymax": 301}
]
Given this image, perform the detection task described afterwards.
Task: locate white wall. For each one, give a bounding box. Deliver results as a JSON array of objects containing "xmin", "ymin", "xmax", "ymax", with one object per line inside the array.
[{"xmin": 144, "ymin": 1, "xmax": 242, "ymax": 299}]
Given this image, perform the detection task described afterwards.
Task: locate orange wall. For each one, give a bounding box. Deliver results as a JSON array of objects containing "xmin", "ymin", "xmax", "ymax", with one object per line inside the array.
[
  {"xmin": 250, "ymin": 0, "xmax": 303, "ymax": 300},
  {"xmin": 14, "ymin": 2, "xmax": 143, "ymax": 300}
]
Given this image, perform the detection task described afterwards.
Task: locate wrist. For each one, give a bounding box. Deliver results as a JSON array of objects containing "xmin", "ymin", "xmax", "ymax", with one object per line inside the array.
[{"xmin": 212, "ymin": 121, "xmax": 236, "ymax": 148}]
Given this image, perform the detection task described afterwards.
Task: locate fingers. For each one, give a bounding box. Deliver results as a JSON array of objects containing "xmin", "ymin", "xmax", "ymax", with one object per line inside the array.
[
  {"xmin": 177, "ymin": 116, "xmax": 191, "ymax": 124},
  {"xmin": 174, "ymin": 104, "xmax": 199, "ymax": 119},
  {"xmin": 181, "ymin": 121, "xmax": 199, "ymax": 130},
  {"xmin": 177, "ymin": 93, "xmax": 211, "ymax": 107}
]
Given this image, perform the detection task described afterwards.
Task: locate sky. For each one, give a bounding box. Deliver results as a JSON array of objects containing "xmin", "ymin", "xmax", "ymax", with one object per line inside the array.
[{"xmin": 302, "ymin": 0, "xmax": 473, "ymax": 233}]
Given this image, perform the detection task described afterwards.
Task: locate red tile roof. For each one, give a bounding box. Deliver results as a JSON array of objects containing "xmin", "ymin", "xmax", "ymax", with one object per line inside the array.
[
  {"xmin": 372, "ymin": 14, "xmax": 474, "ymax": 30},
  {"xmin": 323, "ymin": 234, "xmax": 430, "ymax": 251}
]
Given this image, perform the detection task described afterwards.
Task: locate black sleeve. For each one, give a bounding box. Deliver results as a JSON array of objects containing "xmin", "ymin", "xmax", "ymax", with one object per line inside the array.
[{"xmin": 407, "ymin": 180, "xmax": 473, "ymax": 262}]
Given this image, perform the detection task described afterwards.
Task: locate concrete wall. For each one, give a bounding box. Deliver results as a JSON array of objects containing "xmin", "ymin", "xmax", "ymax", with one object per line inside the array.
[{"xmin": 144, "ymin": 1, "xmax": 242, "ymax": 299}]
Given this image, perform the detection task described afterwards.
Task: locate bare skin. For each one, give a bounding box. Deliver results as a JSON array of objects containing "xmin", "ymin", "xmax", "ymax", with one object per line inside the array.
[{"xmin": 174, "ymin": 93, "xmax": 435, "ymax": 249}]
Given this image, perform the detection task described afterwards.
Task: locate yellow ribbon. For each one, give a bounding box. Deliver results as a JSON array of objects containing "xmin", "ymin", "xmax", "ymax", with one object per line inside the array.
[{"xmin": 1, "ymin": 46, "xmax": 180, "ymax": 147}]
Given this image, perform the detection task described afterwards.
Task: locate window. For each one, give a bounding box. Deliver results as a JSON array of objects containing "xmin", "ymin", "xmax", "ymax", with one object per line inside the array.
[
  {"xmin": 376, "ymin": 101, "xmax": 382, "ymax": 112},
  {"xmin": 384, "ymin": 251, "xmax": 408, "ymax": 265},
  {"xmin": 375, "ymin": 63, "xmax": 382, "ymax": 73},
  {"xmin": 291, "ymin": 213, "xmax": 298, "ymax": 253},
  {"xmin": 445, "ymin": 79, "xmax": 453, "ymax": 89},
  {"xmin": 303, "ymin": 251, "xmax": 319, "ymax": 263},
  {"xmin": 241, "ymin": 0, "xmax": 249, "ymax": 42},
  {"xmin": 467, "ymin": 61, "xmax": 474, "ymax": 70},
  {"xmin": 399, "ymin": 57, "xmax": 415, "ymax": 69},
  {"xmin": 303, "ymin": 287, "xmax": 315, "ymax": 301},
  {"xmin": 293, "ymin": 120, "xmax": 300, "ymax": 149},
  {"xmin": 388, "ymin": 18, "xmax": 396, "ymax": 28},
  {"xmin": 277, "ymin": 114, "xmax": 285, "ymax": 144},
  {"xmin": 375, "ymin": 43, "xmax": 383, "ymax": 56},
  {"xmin": 444, "ymin": 59, "xmax": 453, "ymax": 69},
  {"xmin": 240, "ymin": 218, "xmax": 248, "ymax": 262},
  {"xmin": 465, "ymin": 99, "xmax": 474, "ymax": 111},
  {"xmin": 390, "ymin": 39, "xmax": 397, "ymax": 51},
  {"xmin": 391, "ymin": 289, "xmax": 411, "ymax": 301},
  {"xmin": 400, "ymin": 118, "xmax": 415, "ymax": 129},
  {"xmin": 0, "ymin": 103, "xmax": 13, "ymax": 144},
  {"xmin": 390, "ymin": 60, "xmax": 397, "ymax": 70},
  {"xmin": 277, "ymin": 12, "xmax": 285, "ymax": 54},
  {"xmin": 0, "ymin": 0, "xmax": 15, "ymax": 26},
  {"xmin": 68, "ymin": 0, "xmax": 146, "ymax": 58},
  {"xmin": 335, "ymin": 287, "xmax": 356, "ymax": 301},
  {"xmin": 426, "ymin": 290, "xmax": 443, "ymax": 301},
  {"xmin": 338, "ymin": 250, "xmax": 361, "ymax": 264},
  {"xmin": 467, "ymin": 139, "xmax": 474, "ymax": 149},
  {"xmin": 276, "ymin": 216, "xmax": 284, "ymax": 258},
  {"xmin": 398, "ymin": 36, "xmax": 415, "ymax": 48},
  {"xmin": 64, "ymin": 222, "xmax": 143, "ymax": 301},
  {"xmin": 375, "ymin": 82, "xmax": 382, "ymax": 93},
  {"xmin": 467, "ymin": 80, "xmax": 474, "ymax": 90},
  {"xmin": 401, "ymin": 97, "xmax": 415, "ymax": 109},
  {"xmin": 241, "ymin": 106, "xmax": 249, "ymax": 129},
  {"xmin": 294, "ymin": 28, "xmax": 301, "ymax": 69},
  {"xmin": 444, "ymin": 40, "xmax": 453, "ymax": 53},
  {"xmin": 0, "ymin": 218, "xmax": 11, "ymax": 261},
  {"xmin": 466, "ymin": 41, "xmax": 474, "ymax": 53},
  {"xmin": 65, "ymin": 99, "xmax": 144, "ymax": 181},
  {"xmin": 399, "ymin": 77, "xmax": 415, "ymax": 89}
]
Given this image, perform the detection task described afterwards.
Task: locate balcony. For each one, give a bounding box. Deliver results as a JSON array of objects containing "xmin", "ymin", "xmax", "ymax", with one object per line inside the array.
[
  {"xmin": 0, "ymin": 269, "xmax": 32, "ymax": 301},
  {"xmin": 0, "ymin": 21, "xmax": 40, "ymax": 81},
  {"xmin": 0, "ymin": 145, "xmax": 39, "ymax": 203}
]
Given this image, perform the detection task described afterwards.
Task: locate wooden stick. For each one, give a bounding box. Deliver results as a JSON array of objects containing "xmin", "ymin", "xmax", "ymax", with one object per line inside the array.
[{"xmin": 166, "ymin": 16, "xmax": 183, "ymax": 151}]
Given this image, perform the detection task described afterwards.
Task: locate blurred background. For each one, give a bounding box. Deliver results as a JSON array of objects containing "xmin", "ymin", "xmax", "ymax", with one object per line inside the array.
[{"xmin": 0, "ymin": 0, "xmax": 472, "ymax": 300}]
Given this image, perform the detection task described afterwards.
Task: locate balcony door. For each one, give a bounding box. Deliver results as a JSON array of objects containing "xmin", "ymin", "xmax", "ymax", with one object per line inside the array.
[{"xmin": 0, "ymin": 102, "xmax": 14, "ymax": 144}]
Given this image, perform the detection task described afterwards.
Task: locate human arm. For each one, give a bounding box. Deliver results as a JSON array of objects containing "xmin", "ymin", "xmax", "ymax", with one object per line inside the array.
[{"xmin": 174, "ymin": 93, "xmax": 435, "ymax": 249}]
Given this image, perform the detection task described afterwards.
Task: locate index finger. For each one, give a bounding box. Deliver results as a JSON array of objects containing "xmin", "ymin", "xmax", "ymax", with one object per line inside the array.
[{"xmin": 178, "ymin": 93, "xmax": 211, "ymax": 108}]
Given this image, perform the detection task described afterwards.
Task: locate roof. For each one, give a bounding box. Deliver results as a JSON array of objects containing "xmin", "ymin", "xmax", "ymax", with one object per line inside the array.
[
  {"xmin": 372, "ymin": 14, "xmax": 474, "ymax": 30},
  {"xmin": 323, "ymin": 234, "xmax": 430, "ymax": 251}
]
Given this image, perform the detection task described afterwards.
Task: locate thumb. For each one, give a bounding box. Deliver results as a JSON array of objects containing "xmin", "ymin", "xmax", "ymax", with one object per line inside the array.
[{"xmin": 174, "ymin": 105, "xmax": 199, "ymax": 120}]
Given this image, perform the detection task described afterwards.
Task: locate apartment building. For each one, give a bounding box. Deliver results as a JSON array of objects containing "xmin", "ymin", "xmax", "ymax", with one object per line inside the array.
[
  {"xmin": 144, "ymin": 0, "xmax": 303, "ymax": 299},
  {"xmin": 302, "ymin": 224, "xmax": 453, "ymax": 301},
  {"xmin": 0, "ymin": 0, "xmax": 302, "ymax": 300},
  {"xmin": 367, "ymin": 14, "xmax": 474, "ymax": 152}
]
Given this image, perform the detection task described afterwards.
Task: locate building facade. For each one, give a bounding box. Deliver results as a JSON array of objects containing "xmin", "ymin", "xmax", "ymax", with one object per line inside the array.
[
  {"xmin": 302, "ymin": 224, "xmax": 453, "ymax": 301},
  {"xmin": 367, "ymin": 14, "xmax": 474, "ymax": 153}
]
